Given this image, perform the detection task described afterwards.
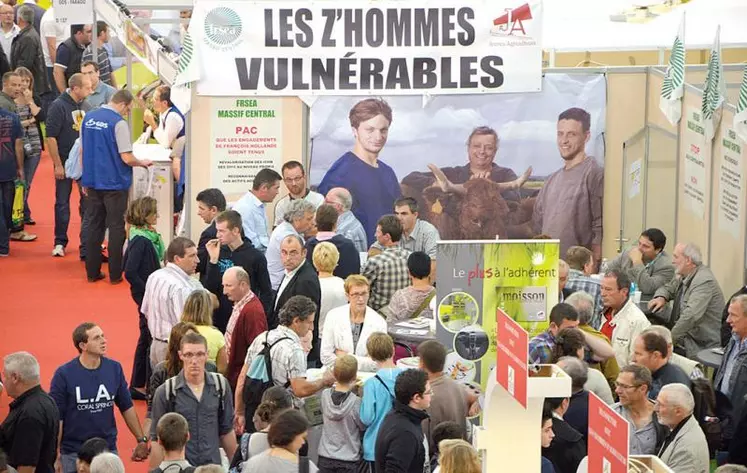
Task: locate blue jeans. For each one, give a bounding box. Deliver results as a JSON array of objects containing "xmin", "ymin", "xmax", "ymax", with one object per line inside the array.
[
  {"xmin": 23, "ymin": 152, "xmax": 41, "ymax": 221},
  {"xmin": 54, "ymin": 178, "xmax": 89, "ymax": 256},
  {"xmin": 0, "ymin": 180, "xmax": 14, "ymax": 255}
]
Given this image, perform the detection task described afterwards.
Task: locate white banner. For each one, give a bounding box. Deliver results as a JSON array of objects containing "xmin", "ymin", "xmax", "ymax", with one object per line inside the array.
[
  {"xmin": 54, "ymin": 0, "xmax": 94, "ymax": 26},
  {"xmin": 683, "ymin": 107, "xmax": 708, "ymax": 218},
  {"xmin": 718, "ymin": 128, "xmax": 743, "ymax": 239},
  {"xmin": 210, "ymin": 97, "xmax": 284, "ymax": 195},
  {"xmin": 192, "ymin": 0, "xmax": 543, "ymax": 96}
]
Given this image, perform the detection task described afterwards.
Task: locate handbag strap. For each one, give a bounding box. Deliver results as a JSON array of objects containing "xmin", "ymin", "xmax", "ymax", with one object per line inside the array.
[{"xmin": 410, "ymin": 290, "xmax": 436, "ymax": 319}]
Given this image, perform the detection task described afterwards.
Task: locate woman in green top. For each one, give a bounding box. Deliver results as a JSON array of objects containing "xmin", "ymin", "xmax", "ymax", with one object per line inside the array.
[{"xmin": 123, "ymin": 196, "xmax": 165, "ymax": 398}]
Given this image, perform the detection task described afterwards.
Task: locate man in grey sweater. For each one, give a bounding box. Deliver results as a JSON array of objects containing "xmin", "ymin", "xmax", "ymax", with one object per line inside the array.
[{"xmin": 318, "ymin": 355, "xmax": 365, "ymax": 471}]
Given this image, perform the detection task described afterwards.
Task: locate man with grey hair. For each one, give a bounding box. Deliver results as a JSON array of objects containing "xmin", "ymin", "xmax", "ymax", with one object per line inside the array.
[
  {"xmin": 716, "ymin": 465, "xmax": 747, "ymax": 473},
  {"xmin": 222, "ymin": 265, "xmax": 268, "ymax": 390},
  {"xmin": 656, "ymin": 383, "xmax": 710, "ymax": 473},
  {"xmin": 649, "ymin": 242, "xmax": 725, "ymax": 357},
  {"xmin": 236, "ymin": 295, "xmax": 334, "ymax": 433},
  {"xmin": 0, "ymin": 352, "xmax": 59, "ymax": 473},
  {"xmin": 556, "ymin": 356, "xmax": 591, "ymax": 443},
  {"xmin": 715, "ymin": 294, "xmax": 747, "ymax": 458},
  {"xmin": 611, "ymin": 364, "xmax": 664, "ymax": 455},
  {"xmin": 266, "ymin": 198, "xmax": 316, "ymax": 290},
  {"xmin": 566, "ymin": 291, "xmax": 619, "ymax": 389},
  {"xmin": 643, "ymin": 325, "xmax": 705, "ymax": 379},
  {"xmin": 270, "ymin": 234, "xmax": 321, "ymax": 364},
  {"xmin": 10, "ymin": 4, "xmax": 50, "ymax": 99},
  {"xmin": 325, "ymin": 187, "xmax": 367, "ymax": 253},
  {"xmin": 89, "ymin": 452, "xmax": 124, "ymax": 473}
]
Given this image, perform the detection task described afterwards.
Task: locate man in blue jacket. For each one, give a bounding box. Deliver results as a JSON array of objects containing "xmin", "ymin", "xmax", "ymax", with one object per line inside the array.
[{"xmin": 81, "ymin": 89, "xmax": 151, "ymax": 283}]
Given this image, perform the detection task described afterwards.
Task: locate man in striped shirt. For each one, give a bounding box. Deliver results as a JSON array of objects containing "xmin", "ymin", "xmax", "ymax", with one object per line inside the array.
[
  {"xmin": 142, "ymin": 237, "xmax": 203, "ymax": 369},
  {"xmin": 80, "ymin": 21, "xmax": 116, "ymax": 87}
]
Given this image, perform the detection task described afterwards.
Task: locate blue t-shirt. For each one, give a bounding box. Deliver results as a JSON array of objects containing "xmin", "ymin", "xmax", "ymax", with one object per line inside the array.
[
  {"xmin": 317, "ymin": 151, "xmax": 401, "ymax": 246},
  {"xmin": 49, "ymin": 357, "xmax": 134, "ymax": 454},
  {"xmin": 0, "ymin": 109, "xmax": 22, "ymax": 183}
]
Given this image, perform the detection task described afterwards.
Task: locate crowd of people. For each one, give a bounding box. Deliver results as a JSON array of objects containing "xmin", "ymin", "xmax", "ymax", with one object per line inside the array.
[
  {"xmin": 533, "ymin": 229, "xmax": 747, "ymax": 473},
  {"xmin": 2, "ymin": 9, "xmax": 747, "ymax": 473}
]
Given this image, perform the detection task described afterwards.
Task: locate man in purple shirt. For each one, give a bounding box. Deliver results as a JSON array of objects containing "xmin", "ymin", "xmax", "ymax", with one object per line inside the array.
[
  {"xmin": 532, "ymin": 107, "xmax": 604, "ymax": 267},
  {"xmin": 317, "ymin": 98, "xmax": 400, "ymax": 247}
]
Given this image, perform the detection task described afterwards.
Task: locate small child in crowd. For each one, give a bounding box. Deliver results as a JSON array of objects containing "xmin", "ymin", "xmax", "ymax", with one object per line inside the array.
[
  {"xmin": 359, "ymin": 332, "xmax": 402, "ymax": 472},
  {"xmin": 430, "ymin": 421, "xmax": 466, "ymax": 472},
  {"xmin": 318, "ymin": 355, "xmax": 365, "ymax": 473}
]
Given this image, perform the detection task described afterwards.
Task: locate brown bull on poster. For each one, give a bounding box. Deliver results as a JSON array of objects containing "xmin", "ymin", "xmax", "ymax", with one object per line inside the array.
[{"xmin": 401, "ymin": 165, "xmax": 537, "ymax": 240}]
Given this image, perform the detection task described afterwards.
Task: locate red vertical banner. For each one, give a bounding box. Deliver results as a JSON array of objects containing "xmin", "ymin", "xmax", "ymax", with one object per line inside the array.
[
  {"xmin": 495, "ymin": 308, "xmax": 528, "ymax": 409},
  {"xmin": 588, "ymin": 392, "xmax": 629, "ymax": 473}
]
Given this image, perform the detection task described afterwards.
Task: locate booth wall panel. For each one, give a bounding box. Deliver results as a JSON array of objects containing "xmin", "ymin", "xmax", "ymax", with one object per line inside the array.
[
  {"xmin": 546, "ymin": 49, "xmax": 747, "ymax": 68},
  {"xmin": 188, "ymin": 94, "xmax": 307, "ymax": 240},
  {"xmin": 645, "ymin": 71, "xmax": 679, "ymax": 243},
  {"xmin": 685, "ymin": 69, "xmax": 745, "ymax": 97},
  {"xmin": 708, "ymin": 106, "xmax": 747, "ymax": 294},
  {"xmin": 676, "ymin": 87, "xmax": 711, "ymax": 263},
  {"xmin": 603, "ymin": 71, "xmax": 648, "ymax": 258}
]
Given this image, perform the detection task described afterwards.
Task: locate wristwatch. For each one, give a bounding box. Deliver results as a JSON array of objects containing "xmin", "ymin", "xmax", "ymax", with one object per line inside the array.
[{"xmin": 138, "ymin": 436, "xmax": 148, "ymax": 444}]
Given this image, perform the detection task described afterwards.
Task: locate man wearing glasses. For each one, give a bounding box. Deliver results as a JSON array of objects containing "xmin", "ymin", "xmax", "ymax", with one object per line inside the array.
[
  {"xmin": 611, "ymin": 364, "xmax": 666, "ymax": 455},
  {"xmin": 149, "ymin": 331, "xmax": 238, "ymax": 468},
  {"xmin": 80, "ymin": 89, "xmax": 152, "ymax": 283},
  {"xmin": 273, "ymin": 160, "xmax": 323, "ymax": 228}
]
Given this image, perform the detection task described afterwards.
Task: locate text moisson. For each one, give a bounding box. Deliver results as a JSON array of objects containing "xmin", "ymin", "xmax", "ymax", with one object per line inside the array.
[{"xmin": 235, "ymin": 55, "xmax": 504, "ymax": 91}]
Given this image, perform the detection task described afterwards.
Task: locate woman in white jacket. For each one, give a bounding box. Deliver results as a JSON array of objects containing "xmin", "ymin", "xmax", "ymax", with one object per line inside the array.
[{"xmin": 321, "ymin": 274, "xmax": 388, "ymax": 372}]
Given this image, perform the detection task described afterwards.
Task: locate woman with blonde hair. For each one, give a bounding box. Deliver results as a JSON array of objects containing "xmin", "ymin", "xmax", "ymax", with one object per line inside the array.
[
  {"xmin": 320, "ymin": 274, "xmax": 387, "ymax": 372},
  {"xmin": 123, "ymin": 196, "xmax": 164, "ymax": 398},
  {"xmin": 13, "ymin": 66, "xmax": 44, "ymax": 231},
  {"xmin": 181, "ymin": 289, "xmax": 228, "ymax": 374},
  {"xmin": 436, "ymin": 439, "xmax": 481, "ymax": 473},
  {"xmin": 312, "ymin": 242, "xmax": 347, "ymax": 339}
]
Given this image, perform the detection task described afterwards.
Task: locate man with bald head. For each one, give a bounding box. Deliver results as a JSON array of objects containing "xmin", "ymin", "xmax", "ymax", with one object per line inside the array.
[
  {"xmin": 324, "ymin": 187, "xmax": 367, "ymax": 253},
  {"xmin": 47, "ymin": 72, "xmax": 92, "ymax": 258},
  {"xmin": 649, "ymin": 242, "xmax": 725, "ymax": 357},
  {"xmin": 222, "ymin": 266, "xmax": 267, "ymax": 390}
]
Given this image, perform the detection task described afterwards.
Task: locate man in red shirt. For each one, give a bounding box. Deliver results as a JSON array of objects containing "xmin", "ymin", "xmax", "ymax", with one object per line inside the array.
[{"xmin": 222, "ymin": 266, "xmax": 267, "ymax": 391}]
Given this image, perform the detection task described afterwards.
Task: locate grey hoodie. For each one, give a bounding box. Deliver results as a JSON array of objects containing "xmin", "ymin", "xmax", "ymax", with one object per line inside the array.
[{"xmin": 318, "ymin": 388, "xmax": 365, "ymax": 461}]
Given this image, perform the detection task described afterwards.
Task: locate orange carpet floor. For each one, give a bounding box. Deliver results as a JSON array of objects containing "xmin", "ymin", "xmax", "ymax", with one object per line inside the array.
[{"xmin": 0, "ymin": 153, "xmax": 149, "ymax": 472}]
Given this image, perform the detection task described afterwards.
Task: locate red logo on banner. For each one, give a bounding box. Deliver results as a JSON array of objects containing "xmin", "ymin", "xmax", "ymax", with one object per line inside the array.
[
  {"xmin": 492, "ymin": 3, "xmax": 533, "ymax": 36},
  {"xmin": 496, "ymin": 308, "xmax": 528, "ymax": 408},
  {"xmin": 588, "ymin": 392, "xmax": 629, "ymax": 473}
]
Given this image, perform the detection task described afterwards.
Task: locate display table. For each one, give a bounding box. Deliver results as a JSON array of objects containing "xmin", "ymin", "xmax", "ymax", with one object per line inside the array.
[
  {"xmin": 387, "ymin": 318, "xmax": 436, "ymax": 345},
  {"xmin": 696, "ymin": 347, "xmax": 724, "ymax": 369},
  {"xmin": 131, "ymin": 144, "xmax": 174, "ymax": 245},
  {"xmin": 474, "ymin": 365, "xmax": 571, "ymax": 472}
]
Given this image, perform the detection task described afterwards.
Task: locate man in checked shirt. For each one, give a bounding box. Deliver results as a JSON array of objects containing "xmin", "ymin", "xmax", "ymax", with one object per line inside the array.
[{"xmin": 362, "ymin": 215, "xmax": 411, "ymax": 311}]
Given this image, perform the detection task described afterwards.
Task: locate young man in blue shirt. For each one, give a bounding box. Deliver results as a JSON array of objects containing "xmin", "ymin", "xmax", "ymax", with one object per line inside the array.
[
  {"xmin": 317, "ymin": 98, "xmax": 401, "ymax": 246},
  {"xmin": 81, "ymin": 89, "xmax": 152, "ymax": 283},
  {"xmin": 0, "ymin": 101, "xmax": 23, "ymax": 257},
  {"xmin": 50, "ymin": 322, "xmax": 150, "ymax": 473}
]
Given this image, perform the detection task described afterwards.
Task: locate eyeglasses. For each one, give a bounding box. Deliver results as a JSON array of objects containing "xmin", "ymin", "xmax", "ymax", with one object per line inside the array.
[
  {"xmin": 349, "ymin": 292, "xmax": 369, "ymax": 299},
  {"xmin": 181, "ymin": 351, "xmax": 207, "ymax": 359},
  {"xmin": 615, "ymin": 382, "xmax": 641, "ymax": 390},
  {"xmin": 283, "ymin": 176, "xmax": 304, "ymax": 184},
  {"xmin": 421, "ymin": 389, "xmax": 433, "ymax": 396}
]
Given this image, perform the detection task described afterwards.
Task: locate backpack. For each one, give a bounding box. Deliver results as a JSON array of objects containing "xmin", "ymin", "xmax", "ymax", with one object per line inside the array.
[
  {"xmin": 152, "ymin": 464, "xmax": 196, "ymax": 473},
  {"xmin": 691, "ymin": 378, "xmax": 726, "ymax": 457},
  {"xmin": 164, "ymin": 372, "xmax": 228, "ymax": 423},
  {"xmin": 241, "ymin": 332, "xmax": 292, "ymax": 427}
]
